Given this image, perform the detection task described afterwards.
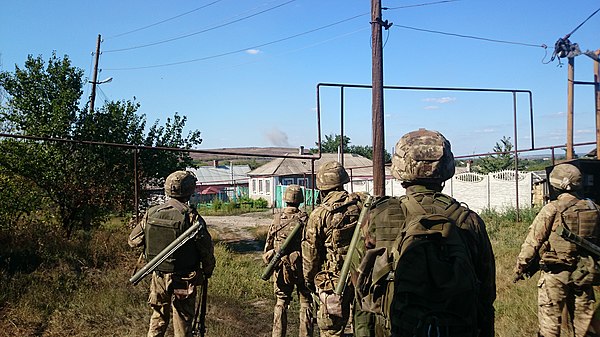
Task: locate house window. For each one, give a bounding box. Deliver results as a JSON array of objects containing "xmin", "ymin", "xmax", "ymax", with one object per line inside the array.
[
  {"xmin": 282, "ymin": 178, "xmax": 294, "ymax": 185},
  {"xmin": 297, "ymin": 178, "xmax": 308, "ymax": 187},
  {"xmin": 252, "ymin": 179, "xmax": 257, "ymax": 194},
  {"xmin": 265, "ymin": 180, "xmax": 271, "ymax": 195},
  {"xmin": 259, "ymin": 179, "xmax": 264, "ymax": 194}
]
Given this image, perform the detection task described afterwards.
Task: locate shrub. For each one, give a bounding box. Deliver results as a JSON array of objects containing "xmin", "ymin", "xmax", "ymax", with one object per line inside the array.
[{"xmin": 253, "ymin": 198, "xmax": 268, "ymax": 209}]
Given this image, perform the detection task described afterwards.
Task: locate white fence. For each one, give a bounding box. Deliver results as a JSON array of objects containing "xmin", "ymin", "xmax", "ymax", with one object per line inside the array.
[{"xmin": 347, "ymin": 170, "xmax": 533, "ymax": 213}]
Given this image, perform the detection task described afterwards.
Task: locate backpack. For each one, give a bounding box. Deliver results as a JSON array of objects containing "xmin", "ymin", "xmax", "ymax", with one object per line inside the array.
[
  {"xmin": 356, "ymin": 194, "xmax": 479, "ymax": 336},
  {"xmin": 145, "ymin": 199, "xmax": 200, "ymax": 273}
]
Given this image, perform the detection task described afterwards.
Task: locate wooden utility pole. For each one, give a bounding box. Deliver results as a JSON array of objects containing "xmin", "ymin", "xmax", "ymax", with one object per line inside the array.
[
  {"xmin": 595, "ymin": 50, "xmax": 600, "ymax": 157},
  {"xmin": 371, "ymin": 0, "xmax": 385, "ymax": 196},
  {"xmin": 89, "ymin": 34, "xmax": 101, "ymax": 114},
  {"xmin": 567, "ymin": 57, "xmax": 575, "ymax": 159}
]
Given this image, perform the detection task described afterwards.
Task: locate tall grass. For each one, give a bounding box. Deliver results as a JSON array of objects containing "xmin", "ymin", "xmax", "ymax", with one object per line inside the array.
[{"xmin": 0, "ymin": 206, "xmax": 583, "ymax": 336}]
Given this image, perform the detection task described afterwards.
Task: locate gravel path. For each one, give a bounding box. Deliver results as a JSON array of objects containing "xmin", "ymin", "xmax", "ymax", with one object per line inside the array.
[{"xmin": 202, "ymin": 210, "xmax": 274, "ymax": 251}]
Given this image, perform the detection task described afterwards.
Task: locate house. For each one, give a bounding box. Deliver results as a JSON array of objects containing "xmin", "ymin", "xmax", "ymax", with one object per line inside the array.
[
  {"xmin": 247, "ymin": 153, "xmax": 390, "ymax": 207},
  {"xmin": 188, "ymin": 162, "xmax": 251, "ymax": 203}
]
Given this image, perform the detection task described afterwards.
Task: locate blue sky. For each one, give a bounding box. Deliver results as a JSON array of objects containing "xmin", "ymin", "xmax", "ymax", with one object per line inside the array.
[{"xmin": 1, "ymin": 0, "xmax": 598, "ymax": 156}]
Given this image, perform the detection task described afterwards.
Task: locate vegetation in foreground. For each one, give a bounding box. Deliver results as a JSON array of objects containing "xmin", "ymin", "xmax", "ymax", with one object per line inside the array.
[{"xmin": 0, "ymin": 207, "xmax": 586, "ymax": 337}]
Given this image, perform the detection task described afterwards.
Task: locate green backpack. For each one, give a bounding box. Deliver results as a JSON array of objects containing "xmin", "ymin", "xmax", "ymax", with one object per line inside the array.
[{"xmin": 356, "ymin": 195, "xmax": 479, "ymax": 336}]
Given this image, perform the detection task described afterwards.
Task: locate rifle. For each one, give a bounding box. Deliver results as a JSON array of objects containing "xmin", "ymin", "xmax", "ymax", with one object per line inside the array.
[
  {"xmin": 261, "ymin": 220, "xmax": 304, "ymax": 281},
  {"xmin": 334, "ymin": 194, "xmax": 373, "ymax": 296},
  {"xmin": 130, "ymin": 217, "xmax": 204, "ymax": 286},
  {"xmin": 556, "ymin": 224, "xmax": 600, "ymax": 257},
  {"xmin": 192, "ymin": 278, "xmax": 208, "ymax": 337}
]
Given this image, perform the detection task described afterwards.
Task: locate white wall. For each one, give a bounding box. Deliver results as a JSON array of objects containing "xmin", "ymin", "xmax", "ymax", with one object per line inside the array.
[{"xmin": 348, "ymin": 170, "xmax": 533, "ymax": 213}]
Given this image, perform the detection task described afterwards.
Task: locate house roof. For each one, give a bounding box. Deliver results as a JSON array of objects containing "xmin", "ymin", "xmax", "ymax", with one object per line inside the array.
[
  {"xmin": 188, "ymin": 165, "xmax": 251, "ymax": 185},
  {"xmin": 248, "ymin": 153, "xmax": 390, "ymax": 178}
]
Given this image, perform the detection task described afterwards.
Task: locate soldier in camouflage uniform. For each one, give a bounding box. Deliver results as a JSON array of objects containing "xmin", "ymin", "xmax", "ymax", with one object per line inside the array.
[
  {"xmin": 302, "ymin": 160, "xmax": 364, "ymax": 337},
  {"xmin": 129, "ymin": 170, "xmax": 216, "ymax": 337},
  {"xmin": 515, "ymin": 163, "xmax": 600, "ymax": 337},
  {"xmin": 263, "ymin": 184, "xmax": 314, "ymax": 337},
  {"xmin": 359, "ymin": 129, "xmax": 496, "ymax": 337}
]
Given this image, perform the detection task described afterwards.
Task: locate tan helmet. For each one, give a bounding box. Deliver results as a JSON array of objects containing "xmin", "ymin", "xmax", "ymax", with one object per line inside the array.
[
  {"xmin": 549, "ymin": 163, "xmax": 582, "ymax": 191},
  {"xmin": 165, "ymin": 170, "xmax": 197, "ymax": 198},
  {"xmin": 391, "ymin": 128, "xmax": 455, "ymax": 183},
  {"xmin": 316, "ymin": 161, "xmax": 350, "ymax": 191},
  {"xmin": 283, "ymin": 184, "xmax": 304, "ymax": 204}
]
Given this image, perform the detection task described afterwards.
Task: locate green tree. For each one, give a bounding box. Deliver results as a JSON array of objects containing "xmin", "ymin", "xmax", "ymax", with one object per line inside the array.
[
  {"xmin": 0, "ymin": 53, "xmax": 202, "ymax": 236},
  {"xmin": 310, "ymin": 133, "xmax": 391, "ymax": 162},
  {"xmin": 476, "ymin": 136, "xmax": 524, "ymax": 174}
]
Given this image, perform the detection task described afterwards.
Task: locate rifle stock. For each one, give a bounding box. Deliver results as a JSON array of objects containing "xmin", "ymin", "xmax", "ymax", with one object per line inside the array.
[
  {"xmin": 261, "ymin": 220, "xmax": 304, "ymax": 281},
  {"xmin": 334, "ymin": 195, "xmax": 373, "ymax": 296},
  {"xmin": 129, "ymin": 220, "xmax": 203, "ymax": 286}
]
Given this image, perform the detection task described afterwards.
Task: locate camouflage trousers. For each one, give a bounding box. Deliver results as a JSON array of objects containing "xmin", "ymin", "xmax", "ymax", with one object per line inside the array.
[
  {"xmin": 272, "ymin": 269, "xmax": 314, "ymax": 337},
  {"xmin": 147, "ymin": 271, "xmax": 197, "ymax": 337},
  {"xmin": 537, "ymin": 271, "xmax": 595, "ymax": 337}
]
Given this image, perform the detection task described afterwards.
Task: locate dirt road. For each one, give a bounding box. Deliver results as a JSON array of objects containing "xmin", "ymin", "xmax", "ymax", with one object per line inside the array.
[{"xmin": 203, "ymin": 210, "xmax": 274, "ymax": 251}]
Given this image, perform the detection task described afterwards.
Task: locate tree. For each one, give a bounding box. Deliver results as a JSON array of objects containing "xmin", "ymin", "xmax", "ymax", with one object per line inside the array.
[
  {"xmin": 310, "ymin": 133, "xmax": 391, "ymax": 162},
  {"xmin": 476, "ymin": 136, "xmax": 524, "ymax": 174},
  {"xmin": 0, "ymin": 53, "xmax": 202, "ymax": 236}
]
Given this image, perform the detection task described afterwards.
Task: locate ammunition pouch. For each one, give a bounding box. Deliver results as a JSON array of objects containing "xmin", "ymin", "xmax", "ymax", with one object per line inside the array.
[{"xmin": 572, "ymin": 255, "xmax": 600, "ymax": 286}]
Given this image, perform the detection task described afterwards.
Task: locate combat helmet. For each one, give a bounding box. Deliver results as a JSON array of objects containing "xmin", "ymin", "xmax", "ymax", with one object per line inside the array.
[
  {"xmin": 283, "ymin": 184, "xmax": 304, "ymax": 204},
  {"xmin": 391, "ymin": 128, "xmax": 455, "ymax": 183},
  {"xmin": 549, "ymin": 163, "xmax": 582, "ymax": 191},
  {"xmin": 316, "ymin": 161, "xmax": 350, "ymax": 191},
  {"xmin": 165, "ymin": 170, "xmax": 197, "ymax": 198}
]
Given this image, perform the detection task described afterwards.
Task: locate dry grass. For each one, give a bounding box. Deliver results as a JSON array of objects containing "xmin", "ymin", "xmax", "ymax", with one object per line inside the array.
[{"xmin": 0, "ymin": 208, "xmax": 589, "ymax": 336}]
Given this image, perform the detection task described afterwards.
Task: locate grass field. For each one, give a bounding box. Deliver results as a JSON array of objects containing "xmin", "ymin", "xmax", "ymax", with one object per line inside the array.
[{"xmin": 0, "ymin": 207, "xmax": 583, "ymax": 336}]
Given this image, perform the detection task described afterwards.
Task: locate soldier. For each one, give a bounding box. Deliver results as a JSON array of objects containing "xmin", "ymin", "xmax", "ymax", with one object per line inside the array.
[
  {"xmin": 263, "ymin": 184, "xmax": 314, "ymax": 337},
  {"xmin": 515, "ymin": 163, "xmax": 600, "ymax": 337},
  {"xmin": 357, "ymin": 128, "xmax": 496, "ymax": 337},
  {"xmin": 302, "ymin": 160, "xmax": 364, "ymax": 337},
  {"xmin": 128, "ymin": 170, "xmax": 216, "ymax": 337}
]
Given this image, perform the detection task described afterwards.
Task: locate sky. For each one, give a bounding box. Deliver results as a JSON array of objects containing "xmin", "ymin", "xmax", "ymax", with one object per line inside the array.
[{"xmin": 1, "ymin": 0, "xmax": 599, "ymax": 157}]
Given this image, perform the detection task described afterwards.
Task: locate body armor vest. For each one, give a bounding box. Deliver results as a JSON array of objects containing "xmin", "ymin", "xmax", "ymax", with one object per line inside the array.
[
  {"xmin": 322, "ymin": 192, "xmax": 361, "ymax": 273},
  {"xmin": 145, "ymin": 199, "xmax": 200, "ymax": 273},
  {"xmin": 272, "ymin": 209, "xmax": 307, "ymax": 252},
  {"xmin": 545, "ymin": 197, "xmax": 600, "ymax": 266}
]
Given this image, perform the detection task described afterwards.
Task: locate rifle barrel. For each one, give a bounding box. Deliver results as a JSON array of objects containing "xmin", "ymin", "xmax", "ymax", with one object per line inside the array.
[{"xmin": 130, "ymin": 221, "xmax": 202, "ymax": 285}]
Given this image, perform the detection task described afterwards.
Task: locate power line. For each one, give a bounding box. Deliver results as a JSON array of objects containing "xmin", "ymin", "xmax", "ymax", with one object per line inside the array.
[
  {"xmin": 104, "ymin": 0, "xmax": 296, "ymax": 53},
  {"xmin": 105, "ymin": 12, "xmax": 369, "ymax": 70},
  {"xmin": 565, "ymin": 6, "xmax": 600, "ymax": 38},
  {"xmin": 393, "ymin": 24, "xmax": 547, "ymax": 49},
  {"xmin": 384, "ymin": 0, "xmax": 460, "ymax": 10},
  {"xmin": 107, "ymin": 0, "xmax": 225, "ymax": 39}
]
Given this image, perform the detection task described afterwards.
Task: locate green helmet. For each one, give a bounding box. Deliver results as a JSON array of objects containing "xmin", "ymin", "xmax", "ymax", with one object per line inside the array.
[
  {"xmin": 549, "ymin": 163, "xmax": 582, "ymax": 191},
  {"xmin": 316, "ymin": 161, "xmax": 350, "ymax": 191},
  {"xmin": 165, "ymin": 170, "xmax": 197, "ymax": 198},
  {"xmin": 391, "ymin": 128, "xmax": 455, "ymax": 183},
  {"xmin": 283, "ymin": 184, "xmax": 304, "ymax": 204}
]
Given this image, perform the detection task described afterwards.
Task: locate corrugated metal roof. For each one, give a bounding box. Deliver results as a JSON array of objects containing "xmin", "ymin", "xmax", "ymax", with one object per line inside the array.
[
  {"xmin": 248, "ymin": 153, "xmax": 390, "ymax": 178},
  {"xmin": 188, "ymin": 165, "xmax": 251, "ymax": 185}
]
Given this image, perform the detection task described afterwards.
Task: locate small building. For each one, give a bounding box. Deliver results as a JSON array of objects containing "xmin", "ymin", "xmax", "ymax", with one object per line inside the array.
[
  {"xmin": 247, "ymin": 153, "xmax": 387, "ymax": 207},
  {"xmin": 188, "ymin": 162, "xmax": 251, "ymax": 203}
]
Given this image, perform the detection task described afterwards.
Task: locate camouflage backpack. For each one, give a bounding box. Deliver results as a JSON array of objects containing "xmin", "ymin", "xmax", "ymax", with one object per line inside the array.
[{"xmin": 356, "ymin": 194, "xmax": 479, "ymax": 336}]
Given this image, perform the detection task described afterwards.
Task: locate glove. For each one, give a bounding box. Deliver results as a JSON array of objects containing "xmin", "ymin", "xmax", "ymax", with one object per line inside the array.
[{"xmin": 263, "ymin": 249, "xmax": 276, "ymax": 264}]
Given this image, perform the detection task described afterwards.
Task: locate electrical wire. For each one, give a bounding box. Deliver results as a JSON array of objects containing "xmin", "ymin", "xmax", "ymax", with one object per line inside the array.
[
  {"xmin": 104, "ymin": 0, "xmax": 296, "ymax": 53},
  {"xmin": 393, "ymin": 24, "xmax": 547, "ymax": 49},
  {"xmin": 565, "ymin": 6, "xmax": 600, "ymax": 38},
  {"xmin": 107, "ymin": 0, "xmax": 225, "ymax": 39},
  {"xmin": 384, "ymin": 0, "xmax": 460, "ymax": 10},
  {"xmin": 104, "ymin": 12, "xmax": 369, "ymax": 70}
]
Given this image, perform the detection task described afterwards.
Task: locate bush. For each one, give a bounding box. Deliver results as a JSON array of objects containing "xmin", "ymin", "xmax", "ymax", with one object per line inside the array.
[{"xmin": 253, "ymin": 198, "xmax": 268, "ymax": 209}]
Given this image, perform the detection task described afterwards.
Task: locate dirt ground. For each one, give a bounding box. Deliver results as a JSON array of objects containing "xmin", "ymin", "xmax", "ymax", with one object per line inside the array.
[{"xmin": 202, "ymin": 210, "xmax": 274, "ymax": 251}]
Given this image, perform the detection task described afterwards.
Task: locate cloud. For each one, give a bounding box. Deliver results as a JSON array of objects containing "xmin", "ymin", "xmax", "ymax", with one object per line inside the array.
[
  {"xmin": 423, "ymin": 105, "xmax": 439, "ymax": 110},
  {"xmin": 422, "ymin": 97, "xmax": 456, "ymax": 104},
  {"xmin": 576, "ymin": 129, "xmax": 593, "ymax": 134},
  {"xmin": 246, "ymin": 49, "xmax": 261, "ymax": 55},
  {"xmin": 474, "ymin": 128, "xmax": 496, "ymax": 133},
  {"xmin": 541, "ymin": 111, "xmax": 565, "ymax": 118},
  {"xmin": 265, "ymin": 128, "xmax": 290, "ymax": 147}
]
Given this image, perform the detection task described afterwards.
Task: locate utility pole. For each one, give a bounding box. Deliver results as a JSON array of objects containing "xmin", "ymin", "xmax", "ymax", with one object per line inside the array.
[
  {"xmin": 595, "ymin": 50, "xmax": 600, "ymax": 157},
  {"xmin": 89, "ymin": 34, "xmax": 101, "ymax": 114},
  {"xmin": 567, "ymin": 57, "xmax": 575, "ymax": 160},
  {"xmin": 371, "ymin": 0, "xmax": 386, "ymax": 196}
]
